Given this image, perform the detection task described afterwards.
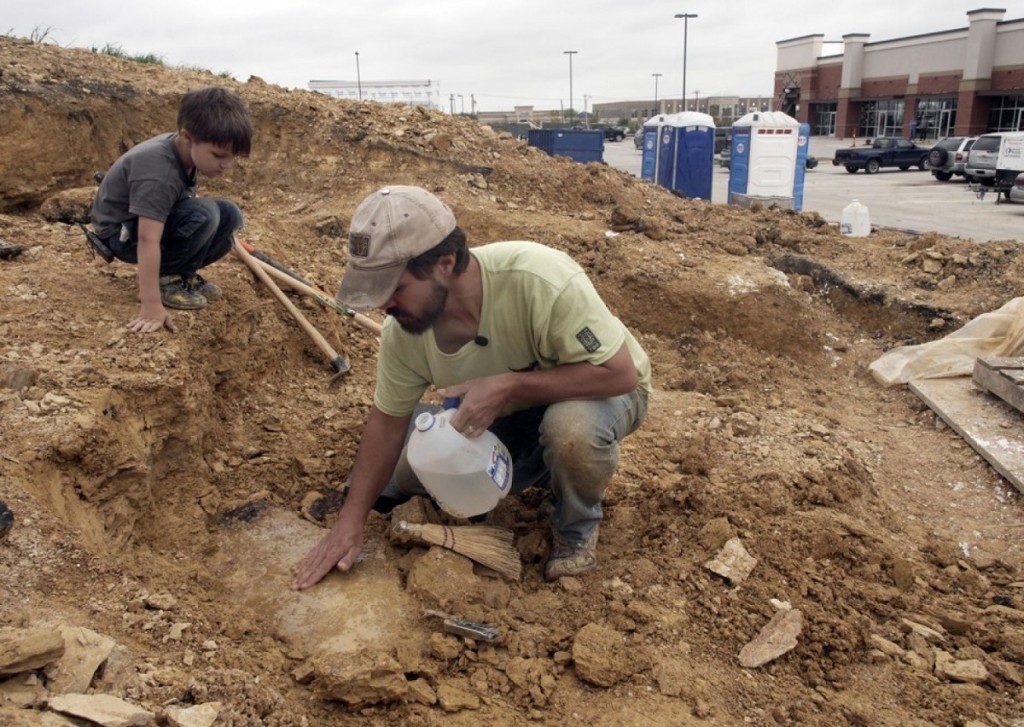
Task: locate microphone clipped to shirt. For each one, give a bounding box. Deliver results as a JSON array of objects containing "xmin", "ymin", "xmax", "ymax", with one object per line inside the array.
[{"xmin": 474, "ymin": 335, "xmax": 489, "ymax": 346}]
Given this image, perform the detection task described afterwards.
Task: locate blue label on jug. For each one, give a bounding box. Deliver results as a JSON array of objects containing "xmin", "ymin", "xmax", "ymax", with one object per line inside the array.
[{"xmin": 488, "ymin": 449, "xmax": 511, "ymax": 491}]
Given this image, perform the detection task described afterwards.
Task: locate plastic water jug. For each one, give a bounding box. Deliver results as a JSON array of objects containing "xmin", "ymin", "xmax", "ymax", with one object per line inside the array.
[
  {"xmin": 840, "ymin": 199, "xmax": 871, "ymax": 237},
  {"xmin": 407, "ymin": 408, "xmax": 513, "ymax": 518}
]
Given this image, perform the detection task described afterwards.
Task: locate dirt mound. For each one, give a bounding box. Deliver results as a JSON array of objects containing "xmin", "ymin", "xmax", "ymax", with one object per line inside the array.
[{"xmin": 1, "ymin": 36, "xmax": 1023, "ymax": 726}]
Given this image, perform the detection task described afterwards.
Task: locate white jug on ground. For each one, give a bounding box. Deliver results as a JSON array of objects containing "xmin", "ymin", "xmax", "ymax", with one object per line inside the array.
[
  {"xmin": 840, "ymin": 199, "xmax": 871, "ymax": 237},
  {"xmin": 407, "ymin": 408, "xmax": 513, "ymax": 518}
]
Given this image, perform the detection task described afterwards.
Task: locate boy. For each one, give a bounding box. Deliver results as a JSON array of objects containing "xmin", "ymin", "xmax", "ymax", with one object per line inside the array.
[{"xmin": 90, "ymin": 86, "xmax": 253, "ymax": 334}]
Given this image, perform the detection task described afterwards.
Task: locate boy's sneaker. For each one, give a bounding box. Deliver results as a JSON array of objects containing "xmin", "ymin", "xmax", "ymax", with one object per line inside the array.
[
  {"xmin": 184, "ymin": 273, "xmax": 222, "ymax": 301},
  {"xmin": 159, "ymin": 275, "xmax": 208, "ymax": 310},
  {"xmin": 545, "ymin": 526, "xmax": 599, "ymax": 581}
]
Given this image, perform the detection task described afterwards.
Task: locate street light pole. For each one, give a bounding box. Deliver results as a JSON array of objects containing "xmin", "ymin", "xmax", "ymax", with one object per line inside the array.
[
  {"xmin": 652, "ymin": 72, "xmax": 662, "ymax": 113},
  {"xmin": 564, "ymin": 50, "xmax": 578, "ymax": 126},
  {"xmin": 354, "ymin": 51, "xmax": 362, "ymax": 100},
  {"xmin": 674, "ymin": 13, "xmax": 697, "ymax": 112}
]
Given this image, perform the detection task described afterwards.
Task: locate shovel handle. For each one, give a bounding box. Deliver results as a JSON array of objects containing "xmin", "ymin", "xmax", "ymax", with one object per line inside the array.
[
  {"xmin": 233, "ymin": 242, "xmax": 349, "ymax": 374},
  {"xmin": 236, "ymin": 238, "xmax": 382, "ymax": 336}
]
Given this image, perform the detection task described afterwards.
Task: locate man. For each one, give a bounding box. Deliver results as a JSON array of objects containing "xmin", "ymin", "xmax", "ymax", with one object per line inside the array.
[{"xmin": 294, "ymin": 186, "xmax": 650, "ymax": 587}]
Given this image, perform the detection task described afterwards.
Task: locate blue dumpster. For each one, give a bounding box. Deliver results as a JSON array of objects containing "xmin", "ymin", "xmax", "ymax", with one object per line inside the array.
[
  {"xmin": 640, "ymin": 112, "xmax": 715, "ymax": 200},
  {"xmin": 727, "ymin": 111, "xmax": 804, "ymax": 209},
  {"xmin": 527, "ymin": 128, "xmax": 603, "ymax": 163}
]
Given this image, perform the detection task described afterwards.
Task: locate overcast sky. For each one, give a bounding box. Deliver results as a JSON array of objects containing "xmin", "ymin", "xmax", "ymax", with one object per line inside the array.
[{"xmin": 7, "ymin": 1, "xmax": 1024, "ymax": 113}]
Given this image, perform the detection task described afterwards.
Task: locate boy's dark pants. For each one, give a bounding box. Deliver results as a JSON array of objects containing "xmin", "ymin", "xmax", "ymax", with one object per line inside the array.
[{"xmin": 108, "ymin": 198, "xmax": 242, "ymax": 276}]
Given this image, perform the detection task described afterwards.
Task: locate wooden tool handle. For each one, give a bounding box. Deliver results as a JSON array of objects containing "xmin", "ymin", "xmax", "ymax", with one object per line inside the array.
[{"xmin": 233, "ymin": 242, "xmax": 349, "ymax": 373}]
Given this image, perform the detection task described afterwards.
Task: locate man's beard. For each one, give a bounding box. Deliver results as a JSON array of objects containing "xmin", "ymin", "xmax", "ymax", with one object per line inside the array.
[{"xmin": 387, "ymin": 281, "xmax": 448, "ymax": 334}]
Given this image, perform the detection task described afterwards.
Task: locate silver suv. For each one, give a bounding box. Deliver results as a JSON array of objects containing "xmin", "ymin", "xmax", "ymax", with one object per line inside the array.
[
  {"xmin": 928, "ymin": 136, "xmax": 976, "ymax": 181},
  {"xmin": 964, "ymin": 133, "xmax": 1002, "ymax": 185}
]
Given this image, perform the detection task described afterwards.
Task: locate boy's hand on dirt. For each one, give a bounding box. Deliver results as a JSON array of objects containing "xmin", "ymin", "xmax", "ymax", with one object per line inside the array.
[{"xmin": 128, "ymin": 308, "xmax": 176, "ymax": 333}]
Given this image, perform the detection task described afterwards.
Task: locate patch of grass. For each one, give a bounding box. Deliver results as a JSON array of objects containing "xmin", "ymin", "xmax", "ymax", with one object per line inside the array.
[
  {"xmin": 2, "ymin": 26, "xmax": 55, "ymax": 43},
  {"xmin": 92, "ymin": 43, "xmax": 165, "ymax": 66}
]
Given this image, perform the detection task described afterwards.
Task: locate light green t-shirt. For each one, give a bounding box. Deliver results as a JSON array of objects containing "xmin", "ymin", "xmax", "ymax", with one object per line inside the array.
[{"xmin": 374, "ymin": 241, "xmax": 652, "ymax": 417}]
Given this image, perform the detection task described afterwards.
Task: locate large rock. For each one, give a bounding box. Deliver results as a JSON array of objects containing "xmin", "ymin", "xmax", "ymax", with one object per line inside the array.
[
  {"xmin": 44, "ymin": 624, "xmax": 116, "ymax": 694},
  {"xmin": 572, "ymin": 622, "xmax": 643, "ymax": 688},
  {"xmin": 46, "ymin": 693, "xmax": 155, "ymax": 726},
  {"xmin": 738, "ymin": 608, "xmax": 804, "ymax": 668},
  {"xmin": 0, "ymin": 627, "xmax": 65, "ymax": 675},
  {"xmin": 312, "ymin": 649, "xmax": 409, "ymax": 706},
  {"xmin": 164, "ymin": 701, "xmax": 223, "ymax": 727}
]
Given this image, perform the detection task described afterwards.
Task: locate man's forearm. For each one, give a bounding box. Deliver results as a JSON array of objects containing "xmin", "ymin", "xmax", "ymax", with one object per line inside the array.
[{"xmin": 338, "ymin": 406, "xmax": 412, "ymax": 522}]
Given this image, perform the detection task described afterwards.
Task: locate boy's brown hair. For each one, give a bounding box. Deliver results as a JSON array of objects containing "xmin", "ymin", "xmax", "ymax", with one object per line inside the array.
[{"xmin": 177, "ymin": 86, "xmax": 253, "ymax": 156}]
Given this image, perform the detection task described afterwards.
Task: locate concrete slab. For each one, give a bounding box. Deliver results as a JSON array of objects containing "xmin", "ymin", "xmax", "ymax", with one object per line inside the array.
[{"xmin": 910, "ymin": 377, "xmax": 1024, "ymax": 495}]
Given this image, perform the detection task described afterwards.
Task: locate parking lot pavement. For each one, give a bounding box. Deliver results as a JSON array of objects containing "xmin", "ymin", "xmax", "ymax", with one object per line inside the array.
[{"xmin": 602, "ymin": 137, "xmax": 1023, "ymax": 243}]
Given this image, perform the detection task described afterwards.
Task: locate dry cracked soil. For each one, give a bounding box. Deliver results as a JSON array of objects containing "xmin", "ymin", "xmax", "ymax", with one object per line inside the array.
[{"xmin": 1, "ymin": 35, "xmax": 1023, "ymax": 727}]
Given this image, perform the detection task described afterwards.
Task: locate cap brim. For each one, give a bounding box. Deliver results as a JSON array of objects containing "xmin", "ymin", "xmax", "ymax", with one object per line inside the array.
[{"xmin": 336, "ymin": 263, "xmax": 405, "ymax": 310}]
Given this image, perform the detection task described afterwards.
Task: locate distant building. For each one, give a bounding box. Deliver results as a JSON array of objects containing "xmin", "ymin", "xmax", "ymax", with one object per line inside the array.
[
  {"xmin": 592, "ymin": 96, "xmax": 774, "ymax": 126},
  {"xmin": 775, "ymin": 8, "xmax": 1024, "ymax": 139},
  {"xmin": 480, "ymin": 97, "xmax": 774, "ymax": 130},
  {"xmin": 308, "ymin": 79, "xmax": 442, "ymax": 110}
]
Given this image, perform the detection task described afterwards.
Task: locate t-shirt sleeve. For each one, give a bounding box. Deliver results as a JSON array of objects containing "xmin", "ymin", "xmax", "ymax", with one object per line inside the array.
[
  {"xmin": 539, "ymin": 271, "xmax": 626, "ymax": 367},
  {"xmin": 128, "ymin": 177, "xmax": 181, "ymax": 223}
]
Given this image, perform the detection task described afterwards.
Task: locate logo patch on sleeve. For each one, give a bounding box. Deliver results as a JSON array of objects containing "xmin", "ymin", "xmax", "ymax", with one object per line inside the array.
[
  {"xmin": 575, "ymin": 327, "xmax": 601, "ymax": 353},
  {"xmin": 348, "ymin": 233, "xmax": 370, "ymax": 258}
]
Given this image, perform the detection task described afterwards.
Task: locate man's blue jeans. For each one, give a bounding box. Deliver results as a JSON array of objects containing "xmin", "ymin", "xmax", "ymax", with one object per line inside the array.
[
  {"xmin": 387, "ymin": 388, "xmax": 649, "ymax": 544},
  {"xmin": 108, "ymin": 198, "xmax": 242, "ymax": 276}
]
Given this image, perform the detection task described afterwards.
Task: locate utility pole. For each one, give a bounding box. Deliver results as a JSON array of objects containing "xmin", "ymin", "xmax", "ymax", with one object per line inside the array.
[
  {"xmin": 674, "ymin": 13, "xmax": 698, "ymax": 112},
  {"xmin": 449, "ymin": 94, "xmax": 455, "ymax": 115},
  {"xmin": 583, "ymin": 94, "xmax": 591, "ymax": 126},
  {"xmin": 354, "ymin": 51, "xmax": 362, "ymax": 100},
  {"xmin": 471, "ymin": 94, "xmax": 476, "ymax": 115},
  {"xmin": 458, "ymin": 94, "xmax": 464, "ymax": 114},
  {"xmin": 563, "ymin": 50, "xmax": 578, "ymax": 126},
  {"xmin": 652, "ymin": 72, "xmax": 662, "ymax": 113}
]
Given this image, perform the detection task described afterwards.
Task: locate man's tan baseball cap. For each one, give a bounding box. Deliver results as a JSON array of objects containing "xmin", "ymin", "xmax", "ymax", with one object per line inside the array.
[{"xmin": 337, "ymin": 186, "xmax": 457, "ymax": 309}]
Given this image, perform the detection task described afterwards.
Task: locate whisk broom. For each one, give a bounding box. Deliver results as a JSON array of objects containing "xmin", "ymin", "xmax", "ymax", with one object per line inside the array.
[{"xmin": 395, "ymin": 520, "xmax": 521, "ymax": 581}]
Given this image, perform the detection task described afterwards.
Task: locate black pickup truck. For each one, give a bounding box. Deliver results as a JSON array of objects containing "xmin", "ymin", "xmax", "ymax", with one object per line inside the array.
[
  {"xmin": 832, "ymin": 137, "xmax": 930, "ymax": 174},
  {"xmin": 588, "ymin": 124, "xmax": 627, "ymax": 142}
]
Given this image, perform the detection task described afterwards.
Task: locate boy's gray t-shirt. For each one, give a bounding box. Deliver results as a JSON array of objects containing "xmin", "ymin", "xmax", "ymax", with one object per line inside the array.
[{"xmin": 90, "ymin": 133, "xmax": 197, "ymax": 239}]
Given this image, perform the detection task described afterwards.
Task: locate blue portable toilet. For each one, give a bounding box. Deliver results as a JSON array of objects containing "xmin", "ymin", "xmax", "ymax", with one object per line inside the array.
[
  {"xmin": 727, "ymin": 111, "xmax": 803, "ymax": 209},
  {"xmin": 793, "ymin": 123, "xmax": 811, "ymax": 211},
  {"xmin": 640, "ymin": 113, "xmax": 715, "ymax": 199},
  {"xmin": 661, "ymin": 112, "xmax": 715, "ymax": 200},
  {"xmin": 639, "ymin": 114, "xmax": 671, "ymax": 182}
]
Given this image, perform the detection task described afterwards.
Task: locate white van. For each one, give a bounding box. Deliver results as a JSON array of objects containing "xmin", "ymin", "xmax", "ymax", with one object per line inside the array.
[
  {"xmin": 994, "ymin": 131, "xmax": 1024, "ymax": 200},
  {"xmin": 996, "ymin": 131, "xmax": 1024, "ymax": 175}
]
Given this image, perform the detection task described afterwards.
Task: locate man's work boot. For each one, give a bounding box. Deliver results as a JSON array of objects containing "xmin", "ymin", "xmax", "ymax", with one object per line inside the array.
[{"xmin": 545, "ymin": 526, "xmax": 599, "ymax": 581}]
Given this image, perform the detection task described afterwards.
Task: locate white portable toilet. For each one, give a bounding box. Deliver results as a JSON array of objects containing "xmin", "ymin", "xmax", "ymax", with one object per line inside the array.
[{"xmin": 727, "ymin": 111, "xmax": 802, "ymax": 209}]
